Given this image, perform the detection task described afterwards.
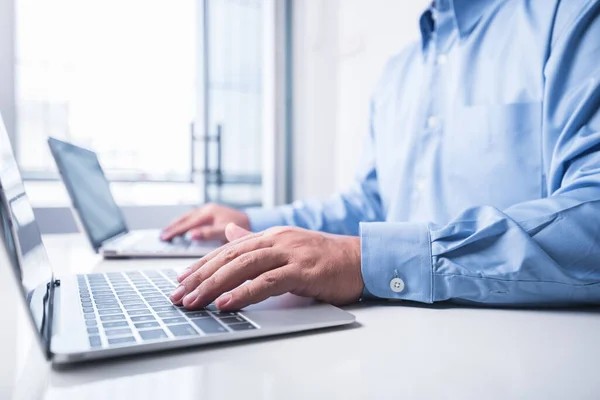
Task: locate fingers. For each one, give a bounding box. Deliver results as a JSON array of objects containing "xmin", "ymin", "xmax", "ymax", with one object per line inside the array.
[
  {"xmin": 162, "ymin": 209, "xmax": 212, "ymax": 241},
  {"xmin": 189, "ymin": 226, "xmax": 227, "ymax": 241},
  {"xmin": 182, "ymin": 248, "xmax": 287, "ymax": 309},
  {"xmin": 171, "ymin": 233, "xmax": 271, "ymax": 304},
  {"xmin": 175, "ymin": 231, "xmax": 265, "ymax": 283},
  {"xmin": 215, "ymin": 267, "xmax": 298, "ymax": 311},
  {"xmin": 161, "ymin": 210, "xmax": 194, "ymax": 240},
  {"xmin": 225, "ymin": 223, "xmax": 252, "ymax": 241}
]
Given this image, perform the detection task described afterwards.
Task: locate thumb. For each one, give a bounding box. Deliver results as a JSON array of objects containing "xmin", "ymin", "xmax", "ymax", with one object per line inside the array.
[{"xmin": 225, "ymin": 223, "xmax": 252, "ymax": 241}]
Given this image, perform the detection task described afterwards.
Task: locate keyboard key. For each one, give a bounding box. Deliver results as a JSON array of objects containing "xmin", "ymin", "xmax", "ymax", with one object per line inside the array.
[
  {"xmin": 94, "ymin": 299, "xmax": 118, "ymax": 305},
  {"xmin": 82, "ymin": 307, "xmax": 95, "ymax": 314},
  {"xmin": 95, "ymin": 303, "xmax": 119, "ymax": 309},
  {"xmin": 152, "ymin": 306, "xmax": 178, "ymax": 312},
  {"xmin": 214, "ymin": 312, "xmax": 238, "ymax": 318},
  {"xmin": 144, "ymin": 296, "xmax": 166, "ymax": 302},
  {"xmin": 115, "ymin": 290, "xmax": 136, "ymax": 295},
  {"xmin": 139, "ymin": 291, "xmax": 161, "ymax": 297},
  {"xmin": 117, "ymin": 295, "xmax": 140, "ymax": 301},
  {"xmin": 122, "ymin": 299, "xmax": 145, "ymax": 305},
  {"xmin": 127, "ymin": 308, "xmax": 152, "ymax": 317},
  {"xmin": 131, "ymin": 315, "xmax": 155, "ymax": 322},
  {"xmin": 105, "ymin": 328, "xmax": 132, "ymax": 337},
  {"xmin": 157, "ymin": 311, "xmax": 180, "ymax": 319},
  {"xmin": 191, "ymin": 318, "xmax": 227, "ymax": 334},
  {"xmin": 96, "ymin": 303, "xmax": 120, "ymax": 309},
  {"xmin": 124, "ymin": 303, "xmax": 147, "ymax": 310},
  {"xmin": 90, "ymin": 288, "xmax": 111, "ymax": 293},
  {"xmin": 229, "ymin": 322, "xmax": 257, "ymax": 331},
  {"xmin": 162, "ymin": 317, "xmax": 187, "ymax": 325},
  {"xmin": 86, "ymin": 320, "xmax": 98, "ymax": 327},
  {"xmin": 135, "ymin": 321, "xmax": 160, "ymax": 329},
  {"xmin": 91, "ymin": 290, "xmax": 112, "ymax": 295},
  {"xmin": 157, "ymin": 284, "xmax": 175, "ymax": 289},
  {"xmin": 84, "ymin": 314, "xmax": 96, "ymax": 320},
  {"xmin": 108, "ymin": 336, "xmax": 136, "ymax": 346},
  {"xmin": 87, "ymin": 327, "xmax": 99, "ymax": 334},
  {"xmin": 183, "ymin": 311, "xmax": 209, "ymax": 318},
  {"xmin": 148, "ymin": 301, "xmax": 171, "ymax": 307},
  {"xmin": 89, "ymin": 336, "xmax": 102, "ymax": 348},
  {"xmin": 139, "ymin": 329, "xmax": 168, "ymax": 341},
  {"xmin": 168, "ymin": 324, "xmax": 199, "ymax": 337},
  {"xmin": 94, "ymin": 294, "xmax": 116, "ymax": 301},
  {"xmin": 100, "ymin": 314, "xmax": 125, "ymax": 322},
  {"xmin": 81, "ymin": 301, "xmax": 93, "ymax": 308},
  {"xmin": 103, "ymin": 321, "xmax": 129, "ymax": 328},
  {"xmin": 220, "ymin": 315, "xmax": 246, "ymax": 324},
  {"xmin": 126, "ymin": 308, "xmax": 147, "ymax": 315},
  {"xmin": 98, "ymin": 308, "xmax": 122, "ymax": 315},
  {"xmin": 137, "ymin": 286, "xmax": 159, "ymax": 290}
]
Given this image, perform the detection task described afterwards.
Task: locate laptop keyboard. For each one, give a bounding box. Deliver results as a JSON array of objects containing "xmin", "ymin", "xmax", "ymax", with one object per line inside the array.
[{"xmin": 77, "ymin": 269, "xmax": 258, "ymax": 349}]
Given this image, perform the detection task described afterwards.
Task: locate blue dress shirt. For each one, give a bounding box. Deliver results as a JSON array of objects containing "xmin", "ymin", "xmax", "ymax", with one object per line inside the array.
[{"xmin": 247, "ymin": 0, "xmax": 600, "ymax": 306}]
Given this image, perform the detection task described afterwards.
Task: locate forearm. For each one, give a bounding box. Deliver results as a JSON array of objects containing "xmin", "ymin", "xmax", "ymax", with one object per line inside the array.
[{"xmin": 247, "ymin": 179, "xmax": 383, "ymax": 235}]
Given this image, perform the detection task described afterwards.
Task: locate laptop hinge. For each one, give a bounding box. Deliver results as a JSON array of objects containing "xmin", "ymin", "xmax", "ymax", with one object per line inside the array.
[{"xmin": 42, "ymin": 279, "xmax": 61, "ymax": 358}]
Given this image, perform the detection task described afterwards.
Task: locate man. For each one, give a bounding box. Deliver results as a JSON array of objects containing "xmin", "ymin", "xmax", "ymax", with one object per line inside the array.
[{"xmin": 163, "ymin": 0, "xmax": 600, "ymax": 311}]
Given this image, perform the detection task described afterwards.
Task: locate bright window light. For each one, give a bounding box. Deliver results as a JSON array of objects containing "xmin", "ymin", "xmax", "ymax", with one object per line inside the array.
[{"xmin": 15, "ymin": 0, "xmax": 197, "ymax": 181}]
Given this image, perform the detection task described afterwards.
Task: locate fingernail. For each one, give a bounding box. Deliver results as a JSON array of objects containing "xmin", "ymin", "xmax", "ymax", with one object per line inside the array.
[
  {"xmin": 215, "ymin": 293, "xmax": 232, "ymax": 309},
  {"xmin": 170, "ymin": 285, "xmax": 186, "ymax": 303},
  {"xmin": 182, "ymin": 291, "xmax": 199, "ymax": 307}
]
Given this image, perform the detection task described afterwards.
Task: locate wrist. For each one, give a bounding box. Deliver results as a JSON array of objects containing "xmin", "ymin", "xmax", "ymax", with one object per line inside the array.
[{"xmin": 346, "ymin": 235, "xmax": 364, "ymax": 300}]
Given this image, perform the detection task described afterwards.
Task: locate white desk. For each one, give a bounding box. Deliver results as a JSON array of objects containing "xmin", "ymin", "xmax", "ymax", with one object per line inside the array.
[{"xmin": 2, "ymin": 234, "xmax": 600, "ymax": 400}]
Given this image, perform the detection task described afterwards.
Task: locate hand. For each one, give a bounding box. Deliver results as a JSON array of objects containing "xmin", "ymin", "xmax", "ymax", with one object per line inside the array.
[
  {"xmin": 161, "ymin": 203, "xmax": 250, "ymax": 242},
  {"xmin": 170, "ymin": 224, "xmax": 364, "ymax": 311}
]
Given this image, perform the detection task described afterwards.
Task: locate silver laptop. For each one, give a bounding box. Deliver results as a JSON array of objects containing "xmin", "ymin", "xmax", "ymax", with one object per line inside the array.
[
  {"xmin": 0, "ymin": 117, "xmax": 355, "ymax": 365},
  {"xmin": 47, "ymin": 136, "xmax": 221, "ymax": 258}
]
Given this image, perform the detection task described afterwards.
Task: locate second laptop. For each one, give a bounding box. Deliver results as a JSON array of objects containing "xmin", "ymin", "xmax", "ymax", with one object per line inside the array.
[{"xmin": 47, "ymin": 137, "xmax": 222, "ymax": 258}]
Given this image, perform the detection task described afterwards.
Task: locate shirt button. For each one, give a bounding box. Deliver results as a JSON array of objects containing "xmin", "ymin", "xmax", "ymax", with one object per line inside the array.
[
  {"xmin": 436, "ymin": 54, "xmax": 448, "ymax": 65},
  {"xmin": 426, "ymin": 115, "xmax": 440, "ymax": 130},
  {"xmin": 390, "ymin": 278, "xmax": 405, "ymax": 293}
]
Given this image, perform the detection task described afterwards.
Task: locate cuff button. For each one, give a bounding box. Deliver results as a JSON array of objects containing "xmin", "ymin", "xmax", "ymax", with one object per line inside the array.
[{"xmin": 390, "ymin": 277, "xmax": 405, "ymax": 293}]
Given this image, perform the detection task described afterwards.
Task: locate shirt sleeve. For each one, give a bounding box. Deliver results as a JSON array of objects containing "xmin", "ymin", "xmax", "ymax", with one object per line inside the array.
[
  {"xmin": 246, "ymin": 101, "xmax": 385, "ymax": 236},
  {"xmin": 361, "ymin": 2, "xmax": 600, "ymax": 306}
]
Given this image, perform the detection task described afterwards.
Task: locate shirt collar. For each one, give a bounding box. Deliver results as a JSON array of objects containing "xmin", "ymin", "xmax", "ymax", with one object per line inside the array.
[{"xmin": 419, "ymin": 0, "xmax": 500, "ymax": 49}]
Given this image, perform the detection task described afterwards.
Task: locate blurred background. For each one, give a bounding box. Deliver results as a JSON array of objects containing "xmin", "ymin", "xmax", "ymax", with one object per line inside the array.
[{"xmin": 0, "ymin": 0, "xmax": 429, "ymax": 233}]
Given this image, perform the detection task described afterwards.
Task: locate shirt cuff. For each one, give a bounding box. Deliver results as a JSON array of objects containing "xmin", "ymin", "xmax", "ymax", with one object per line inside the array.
[
  {"xmin": 360, "ymin": 222, "xmax": 433, "ymax": 303},
  {"xmin": 245, "ymin": 208, "xmax": 286, "ymax": 233}
]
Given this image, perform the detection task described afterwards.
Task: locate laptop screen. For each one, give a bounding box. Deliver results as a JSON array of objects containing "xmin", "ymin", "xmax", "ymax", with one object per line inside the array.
[
  {"xmin": 0, "ymin": 115, "xmax": 54, "ymax": 352},
  {"xmin": 47, "ymin": 138, "xmax": 128, "ymax": 251}
]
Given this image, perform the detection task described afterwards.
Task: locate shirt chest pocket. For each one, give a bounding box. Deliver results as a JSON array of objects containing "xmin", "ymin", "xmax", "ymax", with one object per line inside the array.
[{"xmin": 442, "ymin": 101, "xmax": 543, "ymax": 211}]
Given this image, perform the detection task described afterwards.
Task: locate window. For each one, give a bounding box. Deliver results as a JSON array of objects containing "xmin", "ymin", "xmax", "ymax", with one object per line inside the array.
[
  {"xmin": 15, "ymin": 0, "xmax": 198, "ymax": 183},
  {"xmin": 203, "ymin": 0, "xmax": 264, "ymax": 206},
  {"xmin": 12, "ymin": 0, "xmax": 279, "ymax": 208}
]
